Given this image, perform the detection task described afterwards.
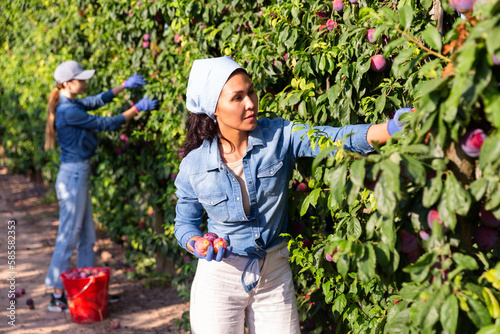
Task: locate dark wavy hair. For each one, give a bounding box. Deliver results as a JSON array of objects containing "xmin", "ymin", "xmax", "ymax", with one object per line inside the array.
[
  {"xmin": 180, "ymin": 68, "xmax": 247, "ymax": 158},
  {"xmin": 181, "ymin": 113, "xmax": 223, "ymax": 157}
]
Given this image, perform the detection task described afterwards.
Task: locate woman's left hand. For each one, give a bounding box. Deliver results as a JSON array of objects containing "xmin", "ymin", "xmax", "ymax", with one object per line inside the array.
[{"xmin": 188, "ymin": 236, "xmax": 233, "ymax": 262}]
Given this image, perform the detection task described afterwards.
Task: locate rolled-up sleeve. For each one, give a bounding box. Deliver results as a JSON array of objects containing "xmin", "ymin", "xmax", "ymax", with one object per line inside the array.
[
  {"xmin": 288, "ymin": 121, "xmax": 374, "ymax": 158},
  {"xmin": 65, "ymin": 108, "xmax": 126, "ymax": 132},
  {"xmin": 174, "ymin": 161, "xmax": 204, "ymax": 250},
  {"xmin": 76, "ymin": 89, "xmax": 115, "ymax": 110}
]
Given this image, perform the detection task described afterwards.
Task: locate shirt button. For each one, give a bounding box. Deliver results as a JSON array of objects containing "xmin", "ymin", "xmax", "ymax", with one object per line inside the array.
[
  {"xmin": 244, "ymin": 161, "xmax": 248, "ymax": 164},
  {"xmin": 233, "ymin": 178, "xmax": 236, "ymax": 181},
  {"xmin": 211, "ymin": 201, "xmax": 214, "ymax": 204},
  {"xmin": 255, "ymin": 234, "xmax": 258, "ymax": 237},
  {"xmin": 249, "ymin": 181, "xmax": 252, "ymax": 184},
  {"xmin": 237, "ymin": 197, "xmax": 240, "ymax": 200},
  {"xmin": 270, "ymin": 171, "xmax": 274, "ymax": 175},
  {"xmin": 242, "ymin": 217, "xmax": 245, "ymax": 220}
]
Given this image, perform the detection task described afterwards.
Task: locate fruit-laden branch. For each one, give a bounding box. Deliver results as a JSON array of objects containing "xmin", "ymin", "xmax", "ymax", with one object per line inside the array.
[{"xmin": 394, "ymin": 25, "xmax": 452, "ymax": 62}]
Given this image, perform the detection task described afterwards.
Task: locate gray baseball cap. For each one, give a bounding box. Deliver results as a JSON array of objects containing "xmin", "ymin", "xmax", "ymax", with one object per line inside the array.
[{"xmin": 54, "ymin": 60, "xmax": 95, "ymax": 84}]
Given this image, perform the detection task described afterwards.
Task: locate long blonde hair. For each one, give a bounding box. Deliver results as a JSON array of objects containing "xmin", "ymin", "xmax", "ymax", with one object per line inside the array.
[{"xmin": 44, "ymin": 84, "xmax": 64, "ymax": 151}]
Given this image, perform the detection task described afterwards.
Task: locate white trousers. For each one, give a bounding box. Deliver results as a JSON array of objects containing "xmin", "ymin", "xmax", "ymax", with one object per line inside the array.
[{"xmin": 190, "ymin": 242, "xmax": 300, "ymax": 334}]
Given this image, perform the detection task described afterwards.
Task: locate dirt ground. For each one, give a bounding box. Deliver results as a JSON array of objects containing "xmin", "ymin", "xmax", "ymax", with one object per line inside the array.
[{"xmin": 0, "ymin": 167, "xmax": 190, "ymax": 333}]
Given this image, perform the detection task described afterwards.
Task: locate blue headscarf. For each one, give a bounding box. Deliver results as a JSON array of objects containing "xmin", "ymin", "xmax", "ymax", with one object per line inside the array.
[{"xmin": 186, "ymin": 56, "xmax": 244, "ymax": 121}]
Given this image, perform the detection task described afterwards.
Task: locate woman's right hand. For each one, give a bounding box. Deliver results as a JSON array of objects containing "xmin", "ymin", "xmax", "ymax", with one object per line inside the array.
[{"xmin": 123, "ymin": 74, "xmax": 146, "ymax": 88}]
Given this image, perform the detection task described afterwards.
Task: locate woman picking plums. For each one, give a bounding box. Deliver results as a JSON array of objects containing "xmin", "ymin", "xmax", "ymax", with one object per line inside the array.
[
  {"xmin": 44, "ymin": 60, "xmax": 158, "ymax": 312},
  {"xmin": 174, "ymin": 56, "xmax": 411, "ymax": 333}
]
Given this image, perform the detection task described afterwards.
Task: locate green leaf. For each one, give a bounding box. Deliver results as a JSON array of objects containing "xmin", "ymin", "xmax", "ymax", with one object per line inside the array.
[
  {"xmin": 465, "ymin": 295, "xmax": 492, "ymax": 328},
  {"xmin": 333, "ymin": 293, "xmax": 347, "ymax": 314},
  {"xmin": 312, "ymin": 145, "xmax": 337, "ymax": 173},
  {"xmin": 375, "ymin": 93, "xmax": 387, "ymax": 114},
  {"xmin": 485, "ymin": 185, "xmax": 500, "ymax": 211},
  {"xmin": 337, "ymin": 253, "xmax": 349, "ymax": 278},
  {"xmin": 421, "ymin": 25, "xmax": 442, "ymax": 52},
  {"xmin": 444, "ymin": 173, "xmax": 472, "ymax": 218},
  {"xmin": 375, "ymin": 243, "xmax": 391, "ymax": 274},
  {"xmin": 401, "ymin": 154, "xmax": 427, "ymax": 186},
  {"xmin": 469, "ymin": 178, "xmax": 488, "ymax": 202},
  {"xmin": 300, "ymin": 188, "xmax": 322, "ymax": 216},
  {"xmin": 452, "ymin": 253, "xmax": 478, "ymax": 270},
  {"xmin": 479, "ymin": 135, "xmax": 500, "ymax": 171},
  {"xmin": 381, "ymin": 215, "xmax": 396, "ymax": 249},
  {"xmin": 357, "ymin": 243, "xmax": 376, "ymax": 282},
  {"xmin": 398, "ymin": 5, "xmax": 414, "ymax": 31},
  {"xmin": 374, "ymin": 160, "xmax": 400, "ymax": 216},
  {"xmin": 422, "ymin": 173, "xmax": 443, "ymax": 208},
  {"xmin": 384, "ymin": 308, "xmax": 411, "ymax": 334},
  {"xmin": 403, "ymin": 252, "xmax": 436, "ymax": 284},
  {"xmin": 347, "ymin": 217, "xmax": 362, "ymax": 240},
  {"xmin": 349, "ymin": 159, "xmax": 366, "ymax": 188},
  {"xmin": 438, "ymin": 291, "xmax": 458, "ymax": 334},
  {"xmin": 476, "ymin": 324, "xmax": 500, "ymax": 334},
  {"xmin": 329, "ymin": 164, "xmax": 348, "ymax": 207}
]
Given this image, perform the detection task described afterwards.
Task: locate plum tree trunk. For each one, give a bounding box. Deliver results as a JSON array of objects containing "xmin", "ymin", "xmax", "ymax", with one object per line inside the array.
[
  {"xmin": 446, "ymin": 142, "xmax": 476, "ymax": 252},
  {"xmin": 153, "ymin": 204, "xmax": 176, "ymax": 276}
]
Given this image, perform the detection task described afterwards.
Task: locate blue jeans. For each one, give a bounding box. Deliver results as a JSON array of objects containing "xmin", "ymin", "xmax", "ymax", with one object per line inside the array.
[{"xmin": 45, "ymin": 160, "xmax": 95, "ymax": 289}]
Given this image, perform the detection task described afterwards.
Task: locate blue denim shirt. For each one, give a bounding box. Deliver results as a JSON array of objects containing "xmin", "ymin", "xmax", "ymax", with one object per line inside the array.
[
  {"xmin": 174, "ymin": 117, "xmax": 374, "ymax": 258},
  {"xmin": 56, "ymin": 90, "xmax": 126, "ymax": 162}
]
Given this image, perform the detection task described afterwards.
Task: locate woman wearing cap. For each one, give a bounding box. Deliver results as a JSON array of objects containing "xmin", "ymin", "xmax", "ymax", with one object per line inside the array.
[
  {"xmin": 174, "ymin": 56, "xmax": 412, "ymax": 333},
  {"xmin": 43, "ymin": 60, "xmax": 158, "ymax": 312}
]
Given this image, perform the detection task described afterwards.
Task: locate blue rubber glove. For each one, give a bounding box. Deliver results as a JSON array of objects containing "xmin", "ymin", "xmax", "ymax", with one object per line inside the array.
[
  {"xmin": 188, "ymin": 235, "xmax": 233, "ymax": 262},
  {"xmin": 133, "ymin": 97, "xmax": 158, "ymax": 112},
  {"xmin": 123, "ymin": 74, "xmax": 146, "ymax": 88},
  {"xmin": 387, "ymin": 107, "xmax": 414, "ymax": 136}
]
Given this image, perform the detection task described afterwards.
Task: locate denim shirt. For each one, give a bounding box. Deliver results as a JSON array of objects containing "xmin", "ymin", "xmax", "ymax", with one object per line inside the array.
[
  {"xmin": 174, "ymin": 117, "xmax": 374, "ymax": 258},
  {"xmin": 56, "ymin": 90, "xmax": 126, "ymax": 162}
]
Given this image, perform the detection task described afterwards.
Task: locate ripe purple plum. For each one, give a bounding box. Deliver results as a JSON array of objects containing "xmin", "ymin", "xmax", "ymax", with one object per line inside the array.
[
  {"xmin": 143, "ymin": 34, "xmax": 150, "ymax": 41},
  {"xmin": 407, "ymin": 248, "xmax": 420, "ymax": 263},
  {"xmin": 326, "ymin": 19, "xmax": 338, "ymax": 31},
  {"xmin": 449, "ymin": 0, "xmax": 476, "ymax": 13},
  {"xmin": 367, "ymin": 28, "xmax": 376, "ymax": 43},
  {"xmin": 194, "ymin": 237, "xmax": 211, "ymax": 256},
  {"xmin": 203, "ymin": 232, "xmax": 219, "ymax": 243},
  {"xmin": 461, "ymin": 128, "xmax": 487, "ymax": 158},
  {"xmin": 213, "ymin": 237, "xmax": 229, "ymax": 254},
  {"xmin": 301, "ymin": 239, "xmax": 312, "ymax": 249},
  {"xmin": 142, "ymin": 41, "xmax": 150, "ymax": 49},
  {"xmin": 427, "ymin": 209, "xmax": 442, "ymax": 229},
  {"xmin": 479, "ymin": 206, "xmax": 500, "ymax": 228},
  {"xmin": 325, "ymin": 248, "xmax": 338, "ymax": 262},
  {"xmin": 474, "ymin": 226, "xmax": 500, "ymax": 250},
  {"xmin": 419, "ymin": 229, "xmax": 430, "ymax": 241},
  {"xmin": 492, "ymin": 55, "xmax": 500, "ymax": 66},
  {"xmin": 296, "ymin": 182, "xmax": 308, "ymax": 192},
  {"xmin": 400, "ymin": 230, "xmax": 419, "ymax": 253},
  {"xmin": 332, "ymin": 0, "xmax": 345, "ymax": 12},
  {"xmin": 370, "ymin": 55, "xmax": 387, "ymax": 72}
]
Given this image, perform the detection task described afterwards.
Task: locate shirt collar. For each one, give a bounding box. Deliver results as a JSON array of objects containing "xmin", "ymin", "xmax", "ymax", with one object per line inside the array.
[{"xmin": 204, "ymin": 122, "xmax": 265, "ymax": 172}]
